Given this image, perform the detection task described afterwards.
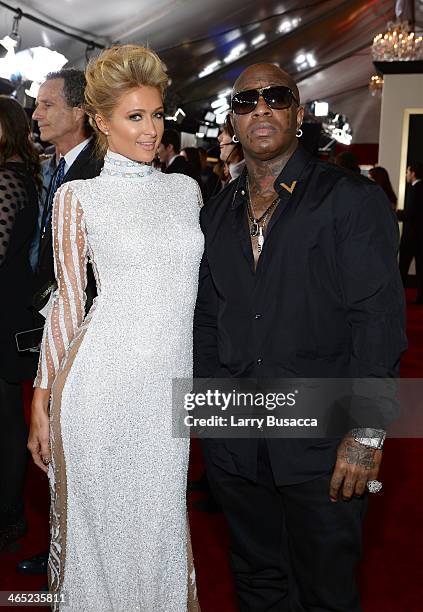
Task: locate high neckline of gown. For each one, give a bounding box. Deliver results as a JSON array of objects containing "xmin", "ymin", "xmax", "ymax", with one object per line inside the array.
[{"xmin": 101, "ymin": 149, "xmax": 155, "ymax": 179}]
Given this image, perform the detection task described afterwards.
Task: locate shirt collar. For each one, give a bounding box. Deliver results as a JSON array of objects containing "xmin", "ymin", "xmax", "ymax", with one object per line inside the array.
[
  {"xmin": 229, "ymin": 159, "xmax": 246, "ymax": 182},
  {"xmin": 231, "ymin": 145, "xmax": 312, "ymax": 209},
  {"xmin": 167, "ymin": 154, "xmax": 178, "ymax": 167},
  {"xmin": 412, "ymin": 179, "xmax": 421, "ymax": 186},
  {"xmin": 62, "ymin": 137, "xmax": 92, "ymax": 173}
]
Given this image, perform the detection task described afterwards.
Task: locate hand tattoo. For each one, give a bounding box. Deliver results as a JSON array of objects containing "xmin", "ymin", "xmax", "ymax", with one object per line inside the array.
[{"xmin": 339, "ymin": 440, "xmax": 375, "ymax": 469}]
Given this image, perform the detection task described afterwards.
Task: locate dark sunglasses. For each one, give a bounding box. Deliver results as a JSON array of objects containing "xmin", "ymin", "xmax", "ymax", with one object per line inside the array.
[{"xmin": 231, "ymin": 85, "xmax": 299, "ymax": 115}]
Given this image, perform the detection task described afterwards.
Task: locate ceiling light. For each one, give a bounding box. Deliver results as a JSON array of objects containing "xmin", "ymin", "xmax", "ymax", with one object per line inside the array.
[
  {"xmin": 211, "ymin": 97, "xmax": 228, "ymax": 109},
  {"xmin": 0, "ymin": 35, "xmax": 18, "ymax": 55},
  {"xmin": 25, "ymin": 81, "xmax": 41, "ymax": 98},
  {"xmin": 0, "ymin": 46, "xmax": 68, "ymax": 82},
  {"xmin": 223, "ymin": 42, "xmax": 247, "ymax": 64},
  {"xmin": 332, "ymin": 128, "xmax": 352, "ymax": 145},
  {"xmin": 165, "ymin": 107, "xmax": 186, "ymax": 123},
  {"xmin": 277, "ymin": 17, "xmax": 301, "ymax": 34},
  {"xmin": 206, "ymin": 127, "xmax": 219, "ymax": 138},
  {"xmin": 215, "ymin": 112, "xmax": 227, "ymax": 125},
  {"xmin": 204, "ymin": 111, "xmax": 216, "ymax": 123},
  {"xmin": 372, "ymin": 19, "xmax": 423, "ymax": 61},
  {"xmin": 295, "ymin": 52, "xmax": 317, "ymax": 71},
  {"xmin": 314, "ymin": 101, "xmax": 328, "ymax": 117},
  {"xmin": 306, "ymin": 53, "xmax": 317, "ymax": 67},
  {"xmin": 218, "ymin": 88, "xmax": 232, "ymax": 98},
  {"xmin": 252, "ymin": 33, "xmax": 266, "ymax": 46},
  {"xmin": 198, "ymin": 60, "xmax": 221, "ymax": 79},
  {"xmin": 215, "ymin": 101, "xmax": 229, "ymax": 113},
  {"xmin": 278, "ymin": 20, "xmax": 292, "ymax": 33}
]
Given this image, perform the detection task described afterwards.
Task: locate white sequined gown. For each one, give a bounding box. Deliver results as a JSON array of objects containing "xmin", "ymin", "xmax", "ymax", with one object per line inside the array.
[{"xmin": 34, "ymin": 150, "xmax": 203, "ymax": 611}]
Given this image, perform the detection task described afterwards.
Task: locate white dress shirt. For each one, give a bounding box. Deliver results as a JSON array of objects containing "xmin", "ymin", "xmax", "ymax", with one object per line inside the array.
[{"xmin": 62, "ymin": 138, "xmax": 92, "ymax": 174}]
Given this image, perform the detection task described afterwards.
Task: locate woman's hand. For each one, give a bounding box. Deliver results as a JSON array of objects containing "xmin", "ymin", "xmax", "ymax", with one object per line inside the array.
[{"xmin": 28, "ymin": 388, "xmax": 51, "ymax": 473}]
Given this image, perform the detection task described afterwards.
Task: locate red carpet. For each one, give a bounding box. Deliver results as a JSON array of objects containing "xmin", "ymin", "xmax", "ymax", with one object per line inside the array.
[{"xmin": 0, "ymin": 290, "xmax": 421, "ymax": 611}]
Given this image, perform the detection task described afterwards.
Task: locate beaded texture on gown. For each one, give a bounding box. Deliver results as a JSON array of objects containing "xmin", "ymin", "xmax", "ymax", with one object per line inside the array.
[{"xmin": 34, "ymin": 150, "xmax": 204, "ymax": 611}]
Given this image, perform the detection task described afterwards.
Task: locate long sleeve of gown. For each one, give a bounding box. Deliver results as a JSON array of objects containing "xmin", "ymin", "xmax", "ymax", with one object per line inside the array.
[{"xmin": 34, "ymin": 184, "xmax": 88, "ymax": 389}]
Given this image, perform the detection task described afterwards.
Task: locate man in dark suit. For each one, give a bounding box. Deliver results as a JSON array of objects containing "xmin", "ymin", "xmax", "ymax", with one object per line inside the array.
[
  {"xmin": 31, "ymin": 69, "xmax": 103, "ymax": 313},
  {"xmin": 157, "ymin": 128, "xmax": 195, "ymax": 177},
  {"xmin": 398, "ymin": 161, "xmax": 423, "ymax": 303},
  {"xmin": 194, "ymin": 63, "xmax": 406, "ymax": 611},
  {"xmin": 17, "ymin": 68, "xmax": 103, "ymax": 576}
]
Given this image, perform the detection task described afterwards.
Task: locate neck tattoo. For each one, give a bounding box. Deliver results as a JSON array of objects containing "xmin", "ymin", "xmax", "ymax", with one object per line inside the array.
[{"xmin": 246, "ymin": 177, "xmax": 280, "ymax": 253}]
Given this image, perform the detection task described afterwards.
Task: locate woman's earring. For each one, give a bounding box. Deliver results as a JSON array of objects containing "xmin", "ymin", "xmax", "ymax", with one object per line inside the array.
[
  {"xmin": 232, "ymin": 134, "xmax": 240, "ymax": 144},
  {"xmin": 296, "ymin": 127, "xmax": 303, "ymax": 138},
  {"xmin": 105, "ymin": 130, "xmax": 110, "ymax": 136}
]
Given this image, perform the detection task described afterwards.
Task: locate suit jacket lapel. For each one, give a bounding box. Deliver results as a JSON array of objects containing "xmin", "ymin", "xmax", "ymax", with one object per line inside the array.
[{"xmin": 63, "ymin": 142, "xmax": 93, "ymax": 183}]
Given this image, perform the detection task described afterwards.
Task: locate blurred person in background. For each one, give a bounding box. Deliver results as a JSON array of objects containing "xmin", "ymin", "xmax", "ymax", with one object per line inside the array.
[
  {"xmin": 334, "ymin": 150, "xmax": 361, "ymax": 175},
  {"xmin": 198, "ymin": 147, "xmax": 220, "ymax": 202},
  {"xmin": 369, "ymin": 166, "xmax": 397, "ymax": 210},
  {"xmin": 398, "ymin": 161, "xmax": 423, "ymax": 304},
  {"xmin": 181, "ymin": 146, "xmax": 202, "ymax": 188},
  {"xmin": 158, "ymin": 128, "xmax": 196, "ymax": 178},
  {"xmin": 218, "ymin": 115, "xmax": 245, "ymax": 182},
  {"xmin": 0, "ymin": 96, "xmax": 40, "ymax": 551}
]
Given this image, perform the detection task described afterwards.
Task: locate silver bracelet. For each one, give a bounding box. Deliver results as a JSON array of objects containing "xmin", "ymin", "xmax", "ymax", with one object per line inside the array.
[{"xmin": 350, "ymin": 427, "xmax": 386, "ymax": 450}]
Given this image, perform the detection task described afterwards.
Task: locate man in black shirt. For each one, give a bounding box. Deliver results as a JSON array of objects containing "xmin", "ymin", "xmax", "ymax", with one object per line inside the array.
[{"xmin": 194, "ymin": 63, "xmax": 406, "ymax": 611}]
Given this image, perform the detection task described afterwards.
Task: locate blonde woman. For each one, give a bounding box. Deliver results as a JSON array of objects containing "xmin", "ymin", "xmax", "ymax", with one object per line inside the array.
[{"xmin": 28, "ymin": 45, "xmax": 203, "ymax": 611}]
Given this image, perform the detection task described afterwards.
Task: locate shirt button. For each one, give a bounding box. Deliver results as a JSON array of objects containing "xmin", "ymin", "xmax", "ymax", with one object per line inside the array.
[
  {"xmin": 257, "ymin": 358, "xmax": 263, "ymax": 365},
  {"xmin": 241, "ymin": 189, "xmax": 245, "ymax": 195},
  {"xmin": 255, "ymin": 313, "xmax": 262, "ymax": 320}
]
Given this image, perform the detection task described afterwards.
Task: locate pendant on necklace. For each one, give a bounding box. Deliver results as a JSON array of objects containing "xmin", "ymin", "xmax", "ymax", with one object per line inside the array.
[
  {"xmin": 257, "ymin": 226, "xmax": 264, "ymax": 253},
  {"xmin": 250, "ymin": 220, "xmax": 259, "ymax": 237}
]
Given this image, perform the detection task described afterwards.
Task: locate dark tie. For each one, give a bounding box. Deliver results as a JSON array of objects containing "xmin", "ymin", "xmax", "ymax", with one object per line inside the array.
[{"xmin": 40, "ymin": 156, "xmax": 66, "ymax": 239}]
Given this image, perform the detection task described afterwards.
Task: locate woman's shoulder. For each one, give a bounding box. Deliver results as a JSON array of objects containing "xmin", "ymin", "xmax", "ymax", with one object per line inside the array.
[
  {"xmin": 157, "ymin": 170, "xmax": 196, "ymax": 188},
  {"xmin": 55, "ymin": 177, "xmax": 98, "ymax": 201},
  {"xmin": 156, "ymin": 171, "xmax": 202, "ymax": 204}
]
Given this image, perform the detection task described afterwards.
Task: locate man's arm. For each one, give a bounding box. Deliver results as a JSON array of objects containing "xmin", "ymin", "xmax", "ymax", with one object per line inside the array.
[
  {"xmin": 329, "ymin": 182, "xmax": 407, "ymax": 501},
  {"xmin": 193, "ymin": 209, "xmax": 219, "ymax": 379}
]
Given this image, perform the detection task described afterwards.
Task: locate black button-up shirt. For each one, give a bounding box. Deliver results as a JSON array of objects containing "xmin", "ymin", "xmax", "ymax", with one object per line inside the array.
[{"xmin": 193, "ymin": 147, "xmax": 407, "ymax": 484}]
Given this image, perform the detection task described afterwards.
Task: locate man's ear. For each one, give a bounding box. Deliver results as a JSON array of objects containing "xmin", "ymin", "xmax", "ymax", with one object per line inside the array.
[
  {"xmin": 296, "ymin": 106, "xmax": 305, "ymax": 130},
  {"xmin": 226, "ymin": 113, "xmax": 234, "ymax": 132},
  {"xmin": 73, "ymin": 106, "xmax": 87, "ymax": 125},
  {"xmin": 227, "ymin": 112, "xmax": 240, "ymax": 141}
]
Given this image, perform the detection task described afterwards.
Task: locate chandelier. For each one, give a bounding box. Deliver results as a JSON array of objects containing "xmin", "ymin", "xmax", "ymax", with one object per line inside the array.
[{"xmin": 372, "ymin": 20, "xmax": 423, "ymax": 61}]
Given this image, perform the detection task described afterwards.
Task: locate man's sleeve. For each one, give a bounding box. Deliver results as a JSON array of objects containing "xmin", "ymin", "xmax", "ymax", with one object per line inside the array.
[
  {"xmin": 335, "ymin": 182, "xmax": 408, "ymax": 429},
  {"xmin": 193, "ymin": 207, "xmax": 219, "ymax": 378}
]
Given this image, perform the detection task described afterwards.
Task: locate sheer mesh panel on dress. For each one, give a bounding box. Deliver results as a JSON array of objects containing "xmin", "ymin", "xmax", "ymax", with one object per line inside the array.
[{"xmin": 35, "ymin": 185, "xmax": 88, "ymax": 389}]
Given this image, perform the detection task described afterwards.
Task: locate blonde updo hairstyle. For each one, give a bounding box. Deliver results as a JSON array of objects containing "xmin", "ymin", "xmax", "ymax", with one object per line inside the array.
[{"xmin": 85, "ymin": 44, "xmax": 168, "ymax": 157}]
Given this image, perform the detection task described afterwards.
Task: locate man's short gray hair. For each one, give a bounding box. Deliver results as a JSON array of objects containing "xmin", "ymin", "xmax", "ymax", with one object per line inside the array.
[
  {"xmin": 45, "ymin": 68, "xmax": 87, "ymax": 108},
  {"xmin": 45, "ymin": 68, "xmax": 92, "ymax": 134}
]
